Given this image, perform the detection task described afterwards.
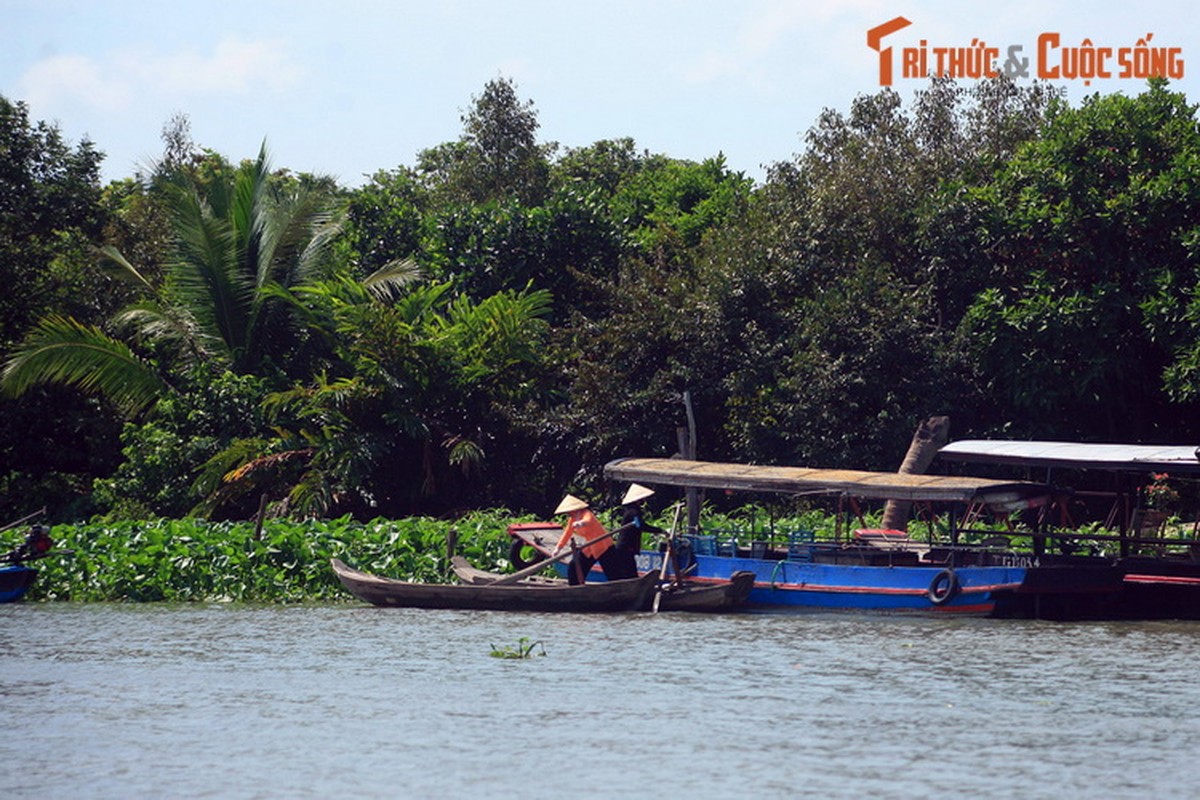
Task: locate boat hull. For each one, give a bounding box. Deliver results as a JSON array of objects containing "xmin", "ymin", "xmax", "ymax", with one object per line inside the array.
[
  {"xmin": 0, "ymin": 565, "xmax": 37, "ymax": 603},
  {"xmin": 331, "ymin": 558, "xmax": 660, "ymax": 612},
  {"xmin": 450, "ymin": 556, "xmax": 754, "ymax": 612},
  {"xmin": 512, "ymin": 524, "xmax": 1024, "ymax": 615},
  {"xmin": 633, "ymin": 551, "xmax": 1027, "ymax": 615},
  {"xmin": 1116, "ymin": 559, "xmax": 1200, "ymax": 619},
  {"xmin": 510, "ymin": 522, "xmax": 1129, "ymax": 618}
]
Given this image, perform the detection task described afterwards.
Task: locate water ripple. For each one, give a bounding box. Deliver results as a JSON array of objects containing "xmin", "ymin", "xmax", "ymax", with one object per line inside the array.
[{"xmin": 2, "ymin": 604, "xmax": 1199, "ymax": 798}]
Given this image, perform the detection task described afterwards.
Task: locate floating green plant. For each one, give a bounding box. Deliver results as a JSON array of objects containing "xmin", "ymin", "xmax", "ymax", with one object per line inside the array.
[{"xmin": 490, "ymin": 637, "xmax": 546, "ymax": 659}]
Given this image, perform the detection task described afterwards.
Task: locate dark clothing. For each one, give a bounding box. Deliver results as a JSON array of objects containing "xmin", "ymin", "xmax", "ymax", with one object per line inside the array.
[
  {"xmin": 600, "ymin": 545, "xmax": 638, "ymax": 581},
  {"xmin": 565, "ymin": 547, "xmax": 633, "ymax": 584},
  {"xmin": 617, "ymin": 506, "xmax": 664, "ymax": 553},
  {"xmin": 566, "ymin": 551, "xmax": 597, "ymax": 585},
  {"xmin": 602, "ymin": 506, "xmax": 664, "ymax": 581}
]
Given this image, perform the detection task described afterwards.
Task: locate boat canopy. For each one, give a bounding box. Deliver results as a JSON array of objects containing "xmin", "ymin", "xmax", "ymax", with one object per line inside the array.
[
  {"xmin": 938, "ymin": 440, "xmax": 1200, "ymax": 475},
  {"xmin": 603, "ymin": 457, "xmax": 1049, "ymax": 504}
]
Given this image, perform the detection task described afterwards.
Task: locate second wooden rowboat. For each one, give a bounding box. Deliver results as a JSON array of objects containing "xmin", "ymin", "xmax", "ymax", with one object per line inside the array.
[{"xmin": 449, "ymin": 556, "xmax": 754, "ymax": 612}]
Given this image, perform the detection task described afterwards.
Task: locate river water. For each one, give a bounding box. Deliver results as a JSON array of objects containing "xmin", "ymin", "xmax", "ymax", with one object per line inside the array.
[{"xmin": 2, "ymin": 603, "xmax": 1198, "ymax": 799}]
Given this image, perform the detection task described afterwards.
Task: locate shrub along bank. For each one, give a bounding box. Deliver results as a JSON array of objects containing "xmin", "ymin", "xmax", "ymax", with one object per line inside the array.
[{"xmin": 23, "ymin": 512, "xmax": 524, "ymax": 602}]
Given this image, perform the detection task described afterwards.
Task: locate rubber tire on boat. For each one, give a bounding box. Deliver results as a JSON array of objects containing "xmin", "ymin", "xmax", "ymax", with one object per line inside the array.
[
  {"xmin": 927, "ymin": 569, "xmax": 961, "ymax": 605},
  {"xmin": 509, "ymin": 539, "xmax": 547, "ymax": 571}
]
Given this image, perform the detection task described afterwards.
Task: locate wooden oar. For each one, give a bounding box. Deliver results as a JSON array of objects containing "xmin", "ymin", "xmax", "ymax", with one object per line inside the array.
[
  {"xmin": 0, "ymin": 508, "xmax": 45, "ymax": 535},
  {"xmin": 489, "ymin": 523, "xmax": 634, "ymax": 586},
  {"xmin": 652, "ymin": 504, "xmax": 685, "ymax": 613}
]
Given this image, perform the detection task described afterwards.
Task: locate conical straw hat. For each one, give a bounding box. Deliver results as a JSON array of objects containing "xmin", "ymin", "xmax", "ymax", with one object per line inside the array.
[
  {"xmin": 622, "ymin": 483, "xmax": 655, "ymax": 505},
  {"xmin": 554, "ymin": 494, "xmax": 589, "ymax": 514}
]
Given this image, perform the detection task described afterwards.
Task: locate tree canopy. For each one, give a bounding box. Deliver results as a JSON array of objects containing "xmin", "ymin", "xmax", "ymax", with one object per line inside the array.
[{"xmin": 4, "ymin": 76, "xmax": 1200, "ymax": 523}]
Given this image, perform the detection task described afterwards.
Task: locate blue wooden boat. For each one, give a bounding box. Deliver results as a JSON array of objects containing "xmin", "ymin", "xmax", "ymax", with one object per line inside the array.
[
  {"xmin": 0, "ymin": 564, "xmax": 39, "ymax": 603},
  {"xmin": 512, "ymin": 522, "xmax": 1116, "ymax": 617},
  {"xmin": 0, "ymin": 523, "xmax": 58, "ymax": 603},
  {"xmin": 575, "ymin": 457, "xmax": 1125, "ymax": 618}
]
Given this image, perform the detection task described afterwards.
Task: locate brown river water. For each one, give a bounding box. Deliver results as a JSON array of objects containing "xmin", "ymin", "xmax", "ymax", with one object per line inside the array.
[{"xmin": 2, "ymin": 603, "xmax": 1199, "ymax": 798}]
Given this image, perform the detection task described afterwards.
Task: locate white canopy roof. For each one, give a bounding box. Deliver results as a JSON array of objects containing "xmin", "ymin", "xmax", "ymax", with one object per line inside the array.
[{"xmin": 938, "ymin": 440, "xmax": 1200, "ymax": 474}]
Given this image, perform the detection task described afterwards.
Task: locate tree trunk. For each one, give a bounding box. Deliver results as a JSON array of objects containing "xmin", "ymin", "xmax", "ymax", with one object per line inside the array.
[
  {"xmin": 678, "ymin": 390, "xmax": 699, "ymax": 534},
  {"xmin": 880, "ymin": 416, "xmax": 951, "ymax": 531}
]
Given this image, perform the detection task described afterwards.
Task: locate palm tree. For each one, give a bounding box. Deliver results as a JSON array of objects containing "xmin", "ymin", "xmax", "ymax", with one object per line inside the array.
[
  {"xmin": 194, "ymin": 279, "xmax": 552, "ymax": 518},
  {"xmin": 5, "ymin": 144, "xmax": 550, "ymax": 518},
  {"xmin": 2, "ymin": 146, "xmax": 343, "ymax": 413}
]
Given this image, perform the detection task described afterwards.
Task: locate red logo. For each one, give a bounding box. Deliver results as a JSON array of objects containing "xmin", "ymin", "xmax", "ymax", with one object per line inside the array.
[{"xmin": 867, "ymin": 17, "xmax": 913, "ymax": 86}]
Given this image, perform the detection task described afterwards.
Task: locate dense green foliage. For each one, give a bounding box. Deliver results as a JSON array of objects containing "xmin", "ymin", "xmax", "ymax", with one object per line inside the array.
[
  {"xmin": 4, "ymin": 75, "xmax": 1200, "ymax": 532},
  {"xmin": 26, "ymin": 511, "xmax": 521, "ymax": 602},
  {"xmin": 0, "ymin": 97, "xmax": 123, "ymax": 517}
]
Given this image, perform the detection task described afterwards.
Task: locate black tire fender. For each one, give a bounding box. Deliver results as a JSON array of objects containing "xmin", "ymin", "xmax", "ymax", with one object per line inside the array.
[
  {"xmin": 928, "ymin": 569, "xmax": 961, "ymax": 605},
  {"xmin": 509, "ymin": 539, "xmax": 547, "ymax": 571}
]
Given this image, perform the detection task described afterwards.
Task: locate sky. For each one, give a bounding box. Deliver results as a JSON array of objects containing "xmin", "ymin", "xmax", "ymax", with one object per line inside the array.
[{"xmin": 3, "ymin": 1, "xmax": 1199, "ymax": 187}]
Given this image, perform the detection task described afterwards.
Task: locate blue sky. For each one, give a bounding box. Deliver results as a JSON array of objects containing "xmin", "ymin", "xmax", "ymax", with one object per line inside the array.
[{"xmin": 3, "ymin": 1, "xmax": 1198, "ymax": 186}]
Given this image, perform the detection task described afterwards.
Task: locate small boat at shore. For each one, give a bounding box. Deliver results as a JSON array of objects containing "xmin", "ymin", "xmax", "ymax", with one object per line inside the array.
[
  {"xmin": 449, "ymin": 556, "xmax": 755, "ymax": 612},
  {"xmin": 1, "ymin": 522, "xmax": 59, "ymax": 604},
  {"xmin": 0, "ymin": 565, "xmax": 38, "ymax": 603},
  {"xmin": 331, "ymin": 558, "xmax": 660, "ymax": 612}
]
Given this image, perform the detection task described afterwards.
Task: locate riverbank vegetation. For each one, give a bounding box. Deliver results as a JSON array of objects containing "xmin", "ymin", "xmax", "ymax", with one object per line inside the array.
[
  {"xmin": 29, "ymin": 512, "xmax": 521, "ymax": 601},
  {"xmin": 4, "ymin": 75, "xmax": 1200, "ymax": 535},
  {"xmin": 25, "ymin": 506, "xmax": 837, "ymax": 602},
  {"xmin": 25, "ymin": 502, "xmax": 1164, "ymax": 602}
]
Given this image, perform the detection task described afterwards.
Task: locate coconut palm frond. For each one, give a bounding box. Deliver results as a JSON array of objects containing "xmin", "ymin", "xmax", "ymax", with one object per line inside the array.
[
  {"xmin": 230, "ymin": 145, "xmax": 270, "ymax": 261},
  {"xmin": 166, "ymin": 179, "xmax": 254, "ymax": 365},
  {"xmin": 288, "ymin": 476, "xmax": 332, "ymax": 519},
  {"xmin": 260, "ymin": 186, "xmax": 342, "ymax": 289},
  {"xmin": 444, "ymin": 287, "xmax": 552, "ymax": 371},
  {"xmin": 112, "ymin": 301, "xmax": 194, "ymax": 342},
  {"xmin": 445, "ymin": 436, "xmax": 485, "ymax": 476},
  {"xmin": 111, "ymin": 303, "xmax": 225, "ymax": 370},
  {"xmin": 294, "ymin": 210, "xmax": 344, "ymax": 283},
  {"xmin": 363, "ymin": 258, "xmax": 424, "ymax": 301},
  {"xmin": 1, "ymin": 315, "xmax": 166, "ymax": 415},
  {"xmin": 392, "ymin": 280, "xmax": 452, "ymax": 324},
  {"xmin": 96, "ymin": 245, "xmax": 158, "ymax": 295}
]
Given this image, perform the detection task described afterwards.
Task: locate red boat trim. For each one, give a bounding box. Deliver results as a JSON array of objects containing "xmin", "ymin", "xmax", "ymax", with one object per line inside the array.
[
  {"xmin": 761, "ymin": 581, "xmax": 1019, "ymax": 596},
  {"xmin": 965, "ymin": 582, "xmax": 1023, "ymax": 593},
  {"xmin": 766, "ymin": 583, "xmax": 924, "ymax": 595},
  {"xmin": 1124, "ymin": 573, "xmax": 1200, "ymax": 586}
]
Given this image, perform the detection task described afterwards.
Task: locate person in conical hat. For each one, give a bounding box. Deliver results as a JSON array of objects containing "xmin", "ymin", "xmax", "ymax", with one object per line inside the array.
[
  {"xmin": 554, "ymin": 494, "xmax": 589, "ymax": 514},
  {"xmin": 622, "ymin": 484, "xmax": 655, "ymax": 506},
  {"xmin": 553, "ymin": 494, "xmax": 612, "ymax": 584},
  {"xmin": 605, "ymin": 484, "xmax": 665, "ymax": 581}
]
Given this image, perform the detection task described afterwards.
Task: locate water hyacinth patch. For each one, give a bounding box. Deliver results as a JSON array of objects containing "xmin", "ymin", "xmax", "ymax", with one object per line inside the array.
[{"xmin": 23, "ymin": 511, "xmax": 524, "ymax": 602}]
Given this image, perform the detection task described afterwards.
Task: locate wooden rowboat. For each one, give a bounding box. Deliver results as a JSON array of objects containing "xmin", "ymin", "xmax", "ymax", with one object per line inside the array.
[
  {"xmin": 330, "ymin": 558, "xmax": 660, "ymax": 612},
  {"xmin": 653, "ymin": 571, "xmax": 756, "ymax": 611},
  {"xmin": 449, "ymin": 556, "xmax": 755, "ymax": 612}
]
